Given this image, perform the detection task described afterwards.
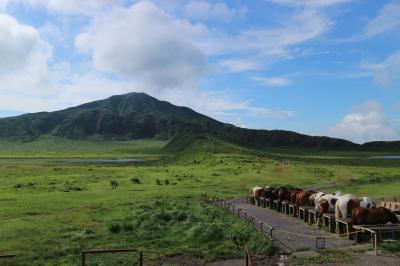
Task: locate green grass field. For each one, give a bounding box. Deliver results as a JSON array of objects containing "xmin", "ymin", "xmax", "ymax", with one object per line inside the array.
[{"xmin": 0, "ymin": 135, "xmax": 399, "ymax": 265}]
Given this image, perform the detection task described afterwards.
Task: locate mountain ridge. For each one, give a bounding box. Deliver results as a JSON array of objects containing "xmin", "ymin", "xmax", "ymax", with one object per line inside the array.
[{"xmin": 0, "ymin": 92, "xmax": 399, "ymax": 151}]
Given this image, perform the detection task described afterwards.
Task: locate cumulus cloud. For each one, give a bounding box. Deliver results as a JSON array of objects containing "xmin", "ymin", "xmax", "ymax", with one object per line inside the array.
[
  {"xmin": 0, "ymin": 13, "xmax": 49, "ymax": 72},
  {"xmin": 75, "ymin": 1, "xmax": 208, "ymax": 91},
  {"xmin": 3, "ymin": 0, "xmax": 120, "ymax": 15},
  {"xmin": 183, "ymin": 1, "xmax": 246, "ymax": 22},
  {"xmin": 362, "ymin": 52, "xmax": 400, "ymax": 87},
  {"xmin": 327, "ymin": 101, "xmax": 399, "ymax": 143}
]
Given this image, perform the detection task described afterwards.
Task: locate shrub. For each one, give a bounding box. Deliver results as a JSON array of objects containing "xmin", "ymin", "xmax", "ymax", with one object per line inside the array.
[
  {"xmin": 173, "ymin": 211, "xmax": 187, "ymax": 221},
  {"xmin": 202, "ymin": 223, "xmax": 225, "ymax": 241},
  {"xmin": 154, "ymin": 210, "xmax": 172, "ymax": 222},
  {"xmin": 13, "ymin": 183, "xmax": 23, "ymax": 189},
  {"xmin": 108, "ymin": 222, "xmax": 121, "ymax": 233},
  {"xmin": 110, "ymin": 180, "xmax": 119, "ymax": 189},
  {"xmin": 164, "ymin": 179, "xmax": 170, "ymax": 185},
  {"xmin": 156, "ymin": 179, "xmax": 162, "ymax": 185},
  {"xmin": 122, "ymin": 222, "xmax": 134, "ymax": 231},
  {"xmin": 131, "ymin": 177, "xmax": 140, "ymax": 184}
]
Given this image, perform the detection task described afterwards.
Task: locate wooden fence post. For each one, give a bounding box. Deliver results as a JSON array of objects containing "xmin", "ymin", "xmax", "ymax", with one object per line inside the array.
[
  {"xmin": 81, "ymin": 252, "xmax": 86, "ymax": 266},
  {"xmin": 139, "ymin": 251, "xmax": 143, "ymax": 266}
]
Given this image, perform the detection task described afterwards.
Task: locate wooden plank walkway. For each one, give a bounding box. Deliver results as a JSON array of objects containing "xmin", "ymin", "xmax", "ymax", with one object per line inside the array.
[{"xmin": 229, "ymin": 198, "xmax": 354, "ymax": 253}]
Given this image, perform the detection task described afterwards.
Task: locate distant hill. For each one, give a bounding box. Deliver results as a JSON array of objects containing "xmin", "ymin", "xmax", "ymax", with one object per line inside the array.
[
  {"xmin": 0, "ymin": 93, "xmax": 221, "ymax": 140},
  {"xmin": 0, "ymin": 92, "xmax": 398, "ymax": 151}
]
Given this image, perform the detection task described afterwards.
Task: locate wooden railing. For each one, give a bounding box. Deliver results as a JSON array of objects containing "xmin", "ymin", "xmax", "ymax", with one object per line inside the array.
[{"xmin": 245, "ymin": 246, "xmax": 254, "ymax": 266}]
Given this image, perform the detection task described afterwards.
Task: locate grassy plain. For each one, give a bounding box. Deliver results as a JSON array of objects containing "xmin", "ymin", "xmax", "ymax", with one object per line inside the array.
[{"xmin": 0, "ymin": 135, "xmax": 400, "ymax": 265}]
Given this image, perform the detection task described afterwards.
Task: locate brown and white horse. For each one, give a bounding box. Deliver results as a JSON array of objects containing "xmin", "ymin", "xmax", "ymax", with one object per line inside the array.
[
  {"xmin": 352, "ymin": 207, "xmax": 399, "ymax": 225},
  {"xmin": 251, "ymin": 186, "xmax": 265, "ymax": 199},
  {"xmin": 335, "ymin": 196, "xmax": 376, "ymax": 219}
]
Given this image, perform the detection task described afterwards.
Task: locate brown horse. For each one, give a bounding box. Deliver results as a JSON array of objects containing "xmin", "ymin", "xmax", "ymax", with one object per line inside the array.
[
  {"xmin": 272, "ymin": 187, "xmax": 284, "ymax": 201},
  {"xmin": 289, "ymin": 189, "xmax": 302, "ymax": 204},
  {"xmin": 351, "ymin": 207, "xmax": 399, "ymax": 225},
  {"xmin": 264, "ymin": 187, "xmax": 275, "ymax": 199},
  {"xmin": 278, "ymin": 188, "xmax": 291, "ymax": 202},
  {"xmin": 295, "ymin": 191, "xmax": 314, "ymax": 213}
]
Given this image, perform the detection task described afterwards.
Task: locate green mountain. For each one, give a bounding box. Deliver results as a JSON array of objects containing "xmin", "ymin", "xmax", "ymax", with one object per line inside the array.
[
  {"xmin": 0, "ymin": 93, "xmax": 221, "ymax": 140},
  {"xmin": 0, "ymin": 92, "xmax": 398, "ymax": 150}
]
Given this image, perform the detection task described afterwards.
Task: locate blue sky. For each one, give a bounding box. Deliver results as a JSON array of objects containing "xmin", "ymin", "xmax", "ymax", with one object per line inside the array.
[{"xmin": 0, "ymin": 0, "xmax": 399, "ymax": 143}]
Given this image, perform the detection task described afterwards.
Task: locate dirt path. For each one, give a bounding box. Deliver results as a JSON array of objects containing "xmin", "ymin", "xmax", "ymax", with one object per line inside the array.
[{"xmin": 229, "ymin": 198, "xmax": 355, "ymax": 254}]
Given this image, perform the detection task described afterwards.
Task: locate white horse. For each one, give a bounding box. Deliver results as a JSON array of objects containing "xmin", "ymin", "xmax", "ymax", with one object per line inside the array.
[
  {"xmin": 334, "ymin": 194, "xmax": 356, "ymax": 219},
  {"xmin": 359, "ymin": 197, "xmax": 376, "ymax": 208}
]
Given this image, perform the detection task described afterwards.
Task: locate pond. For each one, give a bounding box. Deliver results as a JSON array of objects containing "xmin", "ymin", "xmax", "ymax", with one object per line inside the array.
[
  {"xmin": 0, "ymin": 157, "xmax": 149, "ymax": 165},
  {"xmin": 371, "ymin": 156, "xmax": 400, "ymax": 159},
  {"xmin": 55, "ymin": 158, "xmax": 147, "ymax": 164}
]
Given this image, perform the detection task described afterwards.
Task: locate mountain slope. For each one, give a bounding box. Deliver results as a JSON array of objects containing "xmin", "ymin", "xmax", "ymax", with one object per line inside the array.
[
  {"xmin": 0, "ymin": 93, "xmax": 222, "ymax": 140},
  {"xmin": 0, "ymin": 92, "xmax": 398, "ymax": 151}
]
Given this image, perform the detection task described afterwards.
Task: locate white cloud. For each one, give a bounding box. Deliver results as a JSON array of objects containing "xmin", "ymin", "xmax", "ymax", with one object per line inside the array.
[
  {"xmin": 362, "ymin": 52, "xmax": 400, "ymax": 87},
  {"xmin": 251, "ymin": 76, "xmax": 291, "ymax": 87},
  {"xmin": 219, "ymin": 58, "xmax": 262, "ymax": 72},
  {"xmin": 3, "ymin": 0, "xmax": 120, "ymax": 15},
  {"xmin": 220, "ymin": 6, "xmax": 333, "ymax": 72},
  {"xmin": 327, "ymin": 101, "xmax": 399, "ymax": 143},
  {"xmin": 266, "ymin": 0, "xmax": 352, "ymax": 7},
  {"xmin": 393, "ymin": 103, "xmax": 400, "ymax": 111},
  {"xmin": 364, "ymin": 2, "xmax": 400, "ymax": 39},
  {"xmin": 183, "ymin": 1, "xmax": 246, "ymax": 22},
  {"xmin": 75, "ymin": 1, "xmax": 208, "ymax": 91},
  {"xmin": 0, "ymin": 13, "xmax": 49, "ymax": 73}
]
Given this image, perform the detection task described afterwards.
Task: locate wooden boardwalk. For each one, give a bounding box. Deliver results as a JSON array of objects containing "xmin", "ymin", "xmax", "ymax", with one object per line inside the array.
[{"xmin": 229, "ymin": 197, "xmax": 354, "ymax": 254}]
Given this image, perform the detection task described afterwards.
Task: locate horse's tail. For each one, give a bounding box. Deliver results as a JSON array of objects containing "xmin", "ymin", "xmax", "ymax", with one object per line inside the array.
[{"xmin": 335, "ymin": 199, "xmax": 341, "ymax": 219}]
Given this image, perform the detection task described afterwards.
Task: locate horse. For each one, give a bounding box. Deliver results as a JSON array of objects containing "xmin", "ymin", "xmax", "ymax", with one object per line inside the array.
[
  {"xmin": 352, "ymin": 207, "xmax": 399, "ymax": 225},
  {"xmin": 315, "ymin": 193, "xmax": 341, "ymax": 226},
  {"xmin": 289, "ymin": 189, "xmax": 302, "ymax": 204},
  {"xmin": 333, "ymin": 191, "xmax": 343, "ymax": 196},
  {"xmin": 334, "ymin": 194, "xmax": 355, "ymax": 219},
  {"xmin": 312, "ymin": 192, "xmax": 326, "ymax": 211},
  {"xmin": 278, "ymin": 187, "xmax": 291, "ymax": 202},
  {"xmin": 335, "ymin": 196, "xmax": 376, "ymax": 219},
  {"xmin": 251, "ymin": 186, "xmax": 265, "ymax": 199},
  {"xmin": 295, "ymin": 190, "xmax": 314, "ymax": 213},
  {"xmin": 264, "ymin": 186, "xmax": 275, "ymax": 200}
]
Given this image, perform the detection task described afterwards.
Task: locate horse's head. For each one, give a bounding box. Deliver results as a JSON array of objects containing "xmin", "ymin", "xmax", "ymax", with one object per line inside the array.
[{"xmin": 385, "ymin": 208, "xmax": 400, "ymax": 224}]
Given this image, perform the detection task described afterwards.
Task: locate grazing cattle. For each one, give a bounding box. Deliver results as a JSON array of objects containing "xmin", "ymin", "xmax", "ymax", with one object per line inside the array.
[{"xmin": 352, "ymin": 207, "xmax": 399, "ymax": 225}]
